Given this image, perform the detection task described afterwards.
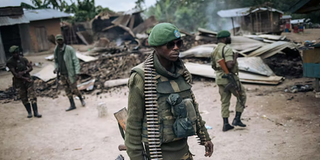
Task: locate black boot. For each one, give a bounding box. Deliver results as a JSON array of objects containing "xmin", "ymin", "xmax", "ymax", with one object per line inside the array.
[
  {"xmin": 32, "ymin": 103, "xmax": 42, "ymax": 118},
  {"xmin": 66, "ymin": 97, "xmax": 76, "ymax": 111},
  {"xmin": 24, "ymin": 103, "xmax": 32, "ymax": 118},
  {"xmin": 222, "ymin": 118, "xmax": 234, "ymax": 132},
  {"xmin": 232, "ymin": 112, "xmax": 246, "ymax": 127},
  {"xmin": 79, "ymin": 96, "xmax": 86, "ymax": 107}
]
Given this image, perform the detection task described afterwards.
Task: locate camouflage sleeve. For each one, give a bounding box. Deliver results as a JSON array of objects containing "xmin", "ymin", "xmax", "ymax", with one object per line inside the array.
[
  {"xmin": 6, "ymin": 60, "xmax": 14, "ymax": 70},
  {"xmin": 194, "ymin": 102, "xmax": 211, "ymax": 142},
  {"xmin": 125, "ymin": 72, "xmax": 145, "ymax": 160}
]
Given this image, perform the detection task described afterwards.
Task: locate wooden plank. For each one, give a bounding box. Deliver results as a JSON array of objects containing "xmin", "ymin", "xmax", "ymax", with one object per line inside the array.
[
  {"xmin": 35, "ymin": 27, "xmax": 42, "ymax": 51},
  {"xmin": 76, "ymin": 32, "xmax": 89, "ymax": 45},
  {"xmin": 41, "ymin": 27, "xmax": 49, "ymax": 50},
  {"xmin": 129, "ymin": 15, "xmax": 135, "ymax": 29},
  {"xmin": 75, "ymin": 52, "xmax": 98, "ymax": 62}
]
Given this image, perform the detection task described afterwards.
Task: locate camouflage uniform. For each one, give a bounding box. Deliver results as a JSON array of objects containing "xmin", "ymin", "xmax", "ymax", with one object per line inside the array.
[
  {"xmin": 125, "ymin": 53, "xmax": 210, "ymax": 160},
  {"xmin": 54, "ymin": 35, "xmax": 85, "ymax": 111},
  {"xmin": 6, "ymin": 57, "xmax": 37, "ymax": 105},
  {"xmin": 60, "ymin": 74, "xmax": 82, "ymax": 98},
  {"xmin": 6, "ymin": 45, "xmax": 41, "ymax": 118}
]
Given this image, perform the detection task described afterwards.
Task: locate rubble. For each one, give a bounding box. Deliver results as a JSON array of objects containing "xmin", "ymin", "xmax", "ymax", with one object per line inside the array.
[{"xmin": 185, "ymin": 62, "xmax": 284, "ymax": 85}]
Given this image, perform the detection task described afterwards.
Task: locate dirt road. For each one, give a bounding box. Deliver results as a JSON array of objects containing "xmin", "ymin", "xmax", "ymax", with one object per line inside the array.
[{"xmin": 1, "ymin": 76, "xmax": 320, "ymax": 160}]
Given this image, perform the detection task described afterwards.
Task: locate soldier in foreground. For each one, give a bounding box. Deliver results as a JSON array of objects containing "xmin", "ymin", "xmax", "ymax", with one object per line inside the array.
[
  {"xmin": 6, "ymin": 45, "xmax": 42, "ymax": 118},
  {"xmin": 125, "ymin": 23, "xmax": 214, "ymax": 160},
  {"xmin": 53, "ymin": 34, "xmax": 85, "ymax": 111},
  {"xmin": 211, "ymin": 30, "xmax": 247, "ymax": 132}
]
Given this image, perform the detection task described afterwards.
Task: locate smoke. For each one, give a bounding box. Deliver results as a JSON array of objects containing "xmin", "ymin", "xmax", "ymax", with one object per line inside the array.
[{"xmin": 205, "ymin": 0, "xmax": 240, "ymax": 32}]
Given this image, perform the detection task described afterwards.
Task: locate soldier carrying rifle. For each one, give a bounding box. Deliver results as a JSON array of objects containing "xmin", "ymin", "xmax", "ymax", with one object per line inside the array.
[{"xmin": 211, "ymin": 30, "xmax": 247, "ymax": 132}]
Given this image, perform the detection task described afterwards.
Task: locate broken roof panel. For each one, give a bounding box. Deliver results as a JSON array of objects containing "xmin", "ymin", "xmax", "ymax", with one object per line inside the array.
[
  {"xmin": 198, "ymin": 28, "xmax": 218, "ymax": 35},
  {"xmin": 0, "ymin": 0, "xmax": 22, "ymax": 7},
  {"xmin": 123, "ymin": 8, "xmax": 143, "ymax": 15},
  {"xmin": 24, "ymin": 9, "xmax": 71, "ymax": 21},
  {"xmin": 185, "ymin": 63, "xmax": 284, "ymax": 85},
  {"xmin": 112, "ymin": 14, "xmax": 131, "ymax": 26},
  {"xmin": 237, "ymin": 57, "xmax": 275, "ymax": 76},
  {"xmin": 132, "ymin": 16, "xmax": 157, "ymax": 34},
  {"xmin": 218, "ymin": 7, "xmax": 283, "ymax": 18},
  {"xmin": 247, "ymin": 41, "xmax": 299, "ymax": 59},
  {"xmin": 0, "ymin": 14, "xmax": 29, "ymax": 26},
  {"xmin": 230, "ymin": 36, "xmax": 265, "ymax": 51}
]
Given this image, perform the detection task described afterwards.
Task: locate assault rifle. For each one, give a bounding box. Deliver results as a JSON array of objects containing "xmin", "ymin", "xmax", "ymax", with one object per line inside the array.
[
  {"xmin": 55, "ymin": 70, "xmax": 60, "ymax": 92},
  {"xmin": 114, "ymin": 108, "xmax": 149, "ymax": 160},
  {"xmin": 217, "ymin": 59, "xmax": 245, "ymax": 108}
]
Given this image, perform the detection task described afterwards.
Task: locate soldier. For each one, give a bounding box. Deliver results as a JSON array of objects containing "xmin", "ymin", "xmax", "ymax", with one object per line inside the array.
[
  {"xmin": 125, "ymin": 23, "xmax": 214, "ymax": 160},
  {"xmin": 53, "ymin": 34, "xmax": 85, "ymax": 111},
  {"xmin": 210, "ymin": 30, "xmax": 247, "ymax": 132},
  {"xmin": 6, "ymin": 45, "xmax": 42, "ymax": 118}
]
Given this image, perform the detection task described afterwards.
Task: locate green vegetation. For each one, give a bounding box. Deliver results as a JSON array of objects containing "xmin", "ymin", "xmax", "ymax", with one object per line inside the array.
[{"xmin": 145, "ymin": 0, "xmax": 320, "ymax": 32}]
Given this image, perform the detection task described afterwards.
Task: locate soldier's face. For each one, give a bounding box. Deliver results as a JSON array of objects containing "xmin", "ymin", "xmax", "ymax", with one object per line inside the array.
[
  {"xmin": 57, "ymin": 39, "xmax": 64, "ymax": 46},
  {"xmin": 13, "ymin": 52, "xmax": 20, "ymax": 59},
  {"xmin": 226, "ymin": 37, "xmax": 231, "ymax": 44},
  {"xmin": 155, "ymin": 39, "xmax": 182, "ymax": 62}
]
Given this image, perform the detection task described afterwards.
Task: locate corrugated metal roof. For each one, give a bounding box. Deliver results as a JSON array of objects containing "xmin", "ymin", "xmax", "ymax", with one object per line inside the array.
[
  {"xmin": 0, "ymin": 0, "xmax": 21, "ymax": 7},
  {"xmin": 24, "ymin": 9, "xmax": 71, "ymax": 21},
  {"xmin": 0, "ymin": 15, "xmax": 29, "ymax": 26},
  {"xmin": 290, "ymin": 18, "xmax": 306, "ymax": 24},
  {"xmin": 218, "ymin": 7, "xmax": 284, "ymax": 18},
  {"xmin": 281, "ymin": 15, "xmax": 292, "ymax": 19}
]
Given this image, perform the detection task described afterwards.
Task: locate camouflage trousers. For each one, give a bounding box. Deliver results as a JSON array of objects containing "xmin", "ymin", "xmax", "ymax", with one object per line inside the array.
[
  {"xmin": 60, "ymin": 75, "xmax": 82, "ymax": 99},
  {"xmin": 218, "ymin": 82, "xmax": 246, "ymax": 118},
  {"xmin": 180, "ymin": 151, "xmax": 193, "ymax": 160},
  {"xmin": 19, "ymin": 81, "xmax": 37, "ymax": 105}
]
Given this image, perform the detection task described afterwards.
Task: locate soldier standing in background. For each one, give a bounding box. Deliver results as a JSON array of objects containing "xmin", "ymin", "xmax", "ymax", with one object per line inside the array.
[
  {"xmin": 53, "ymin": 34, "xmax": 85, "ymax": 111},
  {"xmin": 211, "ymin": 30, "xmax": 247, "ymax": 132},
  {"xmin": 6, "ymin": 45, "xmax": 42, "ymax": 118}
]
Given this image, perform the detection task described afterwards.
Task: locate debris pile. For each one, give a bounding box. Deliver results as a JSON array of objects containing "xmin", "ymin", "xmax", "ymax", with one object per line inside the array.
[{"xmin": 0, "ymin": 9, "xmax": 307, "ymax": 102}]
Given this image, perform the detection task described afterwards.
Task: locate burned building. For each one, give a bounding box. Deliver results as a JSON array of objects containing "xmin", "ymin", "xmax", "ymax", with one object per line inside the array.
[
  {"xmin": 218, "ymin": 7, "xmax": 284, "ymax": 35},
  {"xmin": 0, "ymin": 2, "xmax": 70, "ymax": 68}
]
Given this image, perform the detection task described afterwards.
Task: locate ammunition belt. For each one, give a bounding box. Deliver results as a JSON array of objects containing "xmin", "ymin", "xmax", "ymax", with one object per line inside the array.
[
  {"xmin": 183, "ymin": 70, "xmax": 207, "ymax": 145},
  {"xmin": 144, "ymin": 54, "xmax": 163, "ymax": 160}
]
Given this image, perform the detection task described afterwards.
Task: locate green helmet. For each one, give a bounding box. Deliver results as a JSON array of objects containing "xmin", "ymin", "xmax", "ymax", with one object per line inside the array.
[
  {"xmin": 217, "ymin": 30, "xmax": 231, "ymax": 38},
  {"xmin": 9, "ymin": 45, "xmax": 19, "ymax": 53}
]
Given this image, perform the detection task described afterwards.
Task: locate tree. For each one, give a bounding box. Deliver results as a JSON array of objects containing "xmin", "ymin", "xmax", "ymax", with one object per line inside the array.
[
  {"xmin": 21, "ymin": 0, "xmax": 62, "ymax": 10},
  {"xmin": 135, "ymin": 0, "xmax": 145, "ymax": 10}
]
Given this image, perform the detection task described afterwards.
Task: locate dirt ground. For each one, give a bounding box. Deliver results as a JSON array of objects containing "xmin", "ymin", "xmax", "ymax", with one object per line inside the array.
[
  {"xmin": 282, "ymin": 28, "xmax": 320, "ymax": 43},
  {"xmin": 1, "ymin": 30, "xmax": 320, "ymax": 160}
]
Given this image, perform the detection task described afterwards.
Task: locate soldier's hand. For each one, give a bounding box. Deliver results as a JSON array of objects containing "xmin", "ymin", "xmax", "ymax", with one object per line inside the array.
[
  {"xmin": 27, "ymin": 61, "xmax": 32, "ymax": 67},
  {"xmin": 18, "ymin": 71, "xmax": 26, "ymax": 75},
  {"xmin": 204, "ymin": 141, "xmax": 214, "ymax": 157}
]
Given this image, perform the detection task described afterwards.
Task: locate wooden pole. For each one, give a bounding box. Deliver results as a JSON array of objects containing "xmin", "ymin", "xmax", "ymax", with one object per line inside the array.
[{"xmin": 231, "ymin": 17, "xmax": 235, "ymax": 36}]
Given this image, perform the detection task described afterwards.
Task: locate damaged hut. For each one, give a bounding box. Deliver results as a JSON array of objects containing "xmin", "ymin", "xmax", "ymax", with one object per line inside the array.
[{"xmin": 218, "ymin": 7, "xmax": 284, "ymax": 35}]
